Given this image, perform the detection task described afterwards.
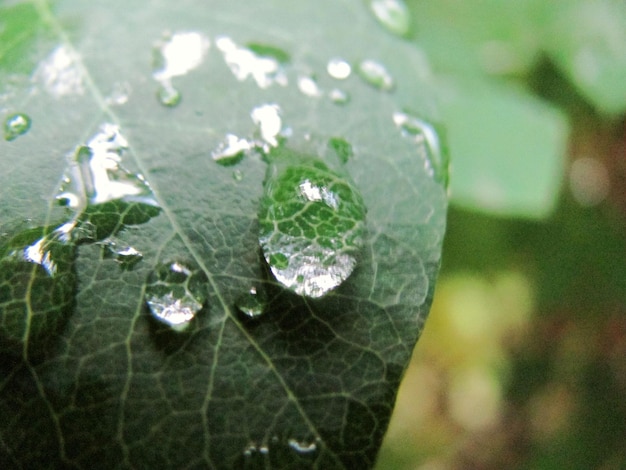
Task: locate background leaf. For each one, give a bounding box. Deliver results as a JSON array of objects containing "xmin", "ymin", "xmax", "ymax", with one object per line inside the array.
[{"xmin": 0, "ymin": 1, "xmax": 447, "ymax": 469}]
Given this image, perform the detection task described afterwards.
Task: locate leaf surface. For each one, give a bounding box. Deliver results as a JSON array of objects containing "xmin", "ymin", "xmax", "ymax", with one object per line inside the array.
[{"xmin": 0, "ymin": 1, "xmax": 447, "ymax": 468}]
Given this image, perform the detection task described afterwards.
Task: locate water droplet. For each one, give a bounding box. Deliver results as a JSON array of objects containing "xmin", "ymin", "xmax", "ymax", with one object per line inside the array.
[
  {"xmin": 251, "ymin": 104, "xmax": 283, "ymax": 148},
  {"xmin": 235, "ymin": 285, "xmax": 268, "ymax": 318},
  {"xmin": 217, "ymin": 36, "xmax": 288, "ymax": 88},
  {"xmin": 297, "ymin": 75, "xmax": 322, "ymax": 97},
  {"xmin": 326, "ymin": 58, "xmax": 352, "ymax": 80},
  {"xmin": 287, "ymin": 437, "xmax": 319, "ymax": 455},
  {"xmin": 4, "ymin": 113, "xmax": 31, "ymax": 141},
  {"xmin": 0, "ymin": 225, "xmax": 77, "ymax": 356},
  {"xmin": 233, "ymin": 169, "xmax": 244, "ymax": 181},
  {"xmin": 211, "ymin": 134, "xmax": 251, "ymax": 166},
  {"xmin": 369, "ymin": 0, "xmax": 412, "ymax": 37},
  {"xmin": 34, "ymin": 45, "xmax": 84, "ymax": 97},
  {"xmin": 156, "ymin": 81, "xmax": 181, "ymax": 107},
  {"xmin": 327, "ymin": 137, "xmax": 353, "ymax": 164},
  {"xmin": 357, "ymin": 59, "xmax": 395, "ymax": 91},
  {"xmin": 56, "ymin": 123, "xmax": 161, "ymax": 242},
  {"xmin": 393, "ymin": 111, "xmax": 448, "ymax": 185},
  {"xmin": 258, "ymin": 148, "xmax": 367, "ymax": 298},
  {"xmin": 145, "ymin": 261, "xmax": 208, "ymax": 332},
  {"xmin": 101, "ymin": 240, "xmax": 143, "ymax": 270},
  {"xmin": 152, "ymin": 31, "xmax": 210, "ymax": 107},
  {"xmin": 104, "ymin": 81, "xmax": 131, "ymax": 106},
  {"xmin": 329, "ymin": 88, "xmax": 350, "ymax": 105}
]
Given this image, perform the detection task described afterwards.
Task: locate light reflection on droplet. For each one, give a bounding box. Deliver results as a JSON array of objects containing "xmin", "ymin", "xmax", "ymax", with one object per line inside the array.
[
  {"xmin": 251, "ymin": 103, "xmax": 283, "ymax": 147},
  {"xmin": 326, "ymin": 58, "xmax": 352, "ymax": 80},
  {"xmin": 297, "ymin": 75, "xmax": 322, "ymax": 97},
  {"xmin": 357, "ymin": 59, "xmax": 395, "ymax": 91},
  {"xmin": 211, "ymin": 134, "xmax": 252, "ymax": 166},
  {"xmin": 369, "ymin": 0, "xmax": 412, "ymax": 37},
  {"xmin": 329, "ymin": 88, "xmax": 350, "ymax": 105},
  {"xmin": 4, "ymin": 113, "xmax": 31, "ymax": 141},
  {"xmin": 35, "ymin": 45, "xmax": 84, "ymax": 97}
]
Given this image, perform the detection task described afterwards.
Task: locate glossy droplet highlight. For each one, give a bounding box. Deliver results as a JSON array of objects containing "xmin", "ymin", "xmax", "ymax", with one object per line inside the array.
[
  {"xmin": 235, "ymin": 285, "xmax": 268, "ymax": 318},
  {"xmin": 357, "ymin": 59, "xmax": 395, "ymax": 91},
  {"xmin": 217, "ymin": 36, "xmax": 288, "ymax": 88},
  {"xmin": 369, "ymin": 0, "xmax": 412, "ymax": 37},
  {"xmin": 56, "ymin": 123, "xmax": 161, "ymax": 242},
  {"xmin": 4, "ymin": 113, "xmax": 31, "ymax": 141},
  {"xmin": 152, "ymin": 31, "xmax": 210, "ymax": 107},
  {"xmin": 327, "ymin": 58, "xmax": 351, "ymax": 80},
  {"xmin": 0, "ymin": 225, "xmax": 77, "ymax": 356},
  {"xmin": 101, "ymin": 240, "xmax": 143, "ymax": 271},
  {"xmin": 259, "ymin": 148, "xmax": 367, "ymax": 298},
  {"xmin": 297, "ymin": 75, "xmax": 322, "ymax": 97},
  {"xmin": 393, "ymin": 111, "xmax": 448, "ymax": 185},
  {"xmin": 145, "ymin": 261, "xmax": 208, "ymax": 331},
  {"xmin": 211, "ymin": 134, "xmax": 251, "ymax": 166},
  {"xmin": 251, "ymin": 104, "xmax": 283, "ymax": 148}
]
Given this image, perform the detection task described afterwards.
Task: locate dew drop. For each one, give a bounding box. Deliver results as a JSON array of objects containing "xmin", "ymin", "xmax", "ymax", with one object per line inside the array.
[
  {"xmin": 369, "ymin": 0, "xmax": 412, "ymax": 37},
  {"xmin": 211, "ymin": 134, "xmax": 251, "ymax": 166},
  {"xmin": 297, "ymin": 75, "xmax": 322, "ymax": 97},
  {"xmin": 327, "ymin": 137, "xmax": 353, "ymax": 164},
  {"xmin": 105, "ymin": 81, "xmax": 131, "ymax": 106},
  {"xmin": 0, "ymin": 225, "xmax": 77, "ymax": 356},
  {"xmin": 357, "ymin": 59, "xmax": 395, "ymax": 91},
  {"xmin": 287, "ymin": 437, "xmax": 319, "ymax": 455},
  {"xmin": 144, "ymin": 261, "xmax": 208, "ymax": 332},
  {"xmin": 235, "ymin": 285, "xmax": 268, "ymax": 318},
  {"xmin": 4, "ymin": 113, "xmax": 31, "ymax": 141},
  {"xmin": 152, "ymin": 31, "xmax": 210, "ymax": 107},
  {"xmin": 329, "ymin": 88, "xmax": 350, "ymax": 105},
  {"xmin": 326, "ymin": 58, "xmax": 352, "ymax": 80},
  {"xmin": 393, "ymin": 111, "xmax": 448, "ymax": 185},
  {"xmin": 258, "ymin": 148, "xmax": 367, "ymax": 298},
  {"xmin": 101, "ymin": 240, "xmax": 143, "ymax": 270},
  {"xmin": 233, "ymin": 169, "xmax": 244, "ymax": 181},
  {"xmin": 217, "ymin": 36, "xmax": 289, "ymax": 88}
]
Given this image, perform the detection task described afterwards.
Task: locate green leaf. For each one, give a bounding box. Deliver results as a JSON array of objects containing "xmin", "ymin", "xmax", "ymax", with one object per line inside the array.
[
  {"xmin": 436, "ymin": 77, "xmax": 568, "ymax": 218},
  {"xmin": 0, "ymin": 1, "xmax": 447, "ymax": 469},
  {"xmin": 543, "ymin": 0, "xmax": 626, "ymax": 116}
]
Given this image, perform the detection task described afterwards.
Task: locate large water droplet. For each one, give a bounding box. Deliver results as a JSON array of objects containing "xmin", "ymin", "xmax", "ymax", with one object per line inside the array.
[
  {"xmin": 144, "ymin": 261, "xmax": 208, "ymax": 332},
  {"xmin": 393, "ymin": 111, "xmax": 448, "ymax": 185},
  {"xmin": 235, "ymin": 285, "xmax": 268, "ymax": 318},
  {"xmin": 251, "ymin": 104, "xmax": 284, "ymax": 148},
  {"xmin": 152, "ymin": 31, "xmax": 210, "ymax": 107},
  {"xmin": 211, "ymin": 134, "xmax": 251, "ymax": 166},
  {"xmin": 356, "ymin": 59, "xmax": 395, "ymax": 91},
  {"xmin": 216, "ymin": 36, "xmax": 288, "ymax": 88},
  {"xmin": 56, "ymin": 123, "xmax": 161, "ymax": 242},
  {"xmin": 0, "ymin": 225, "xmax": 77, "ymax": 356},
  {"xmin": 258, "ymin": 148, "xmax": 367, "ymax": 298},
  {"xmin": 326, "ymin": 58, "xmax": 352, "ymax": 80},
  {"xmin": 4, "ymin": 113, "xmax": 31, "ymax": 141},
  {"xmin": 369, "ymin": 0, "xmax": 412, "ymax": 37}
]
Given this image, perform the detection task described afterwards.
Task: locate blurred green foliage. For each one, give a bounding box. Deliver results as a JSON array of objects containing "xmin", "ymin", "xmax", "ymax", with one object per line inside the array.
[{"xmin": 376, "ymin": 0, "xmax": 626, "ymax": 468}]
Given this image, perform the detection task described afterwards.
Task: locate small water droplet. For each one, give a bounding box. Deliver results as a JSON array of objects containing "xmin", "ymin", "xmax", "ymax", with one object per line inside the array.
[
  {"xmin": 156, "ymin": 81, "xmax": 181, "ymax": 107},
  {"xmin": 105, "ymin": 81, "xmax": 131, "ymax": 106},
  {"xmin": 327, "ymin": 137, "xmax": 353, "ymax": 164},
  {"xmin": 233, "ymin": 169, "xmax": 244, "ymax": 181},
  {"xmin": 4, "ymin": 113, "xmax": 31, "ymax": 141},
  {"xmin": 259, "ymin": 148, "xmax": 367, "ymax": 298},
  {"xmin": 329, "ymin": 88, "xmax": 350, "ymax": 105},
  {"xmin": 251, "ymin": 104, "xmax": 283, "ymax": 148},
  {"xmin": 235, "ymin": 285, "xmax": 268, "ymax": 318},
  {"xmin": 0, "ymin": 225, "xmax": 77, "ymax": 356},
  {"xmin": 326, "ymin": 58, "xmax": 352, "ymax": 80},
  {"xmin": 393, "ymin": 111, "xmax": 448, "ymax": 185},
  {"xmin": 369, "ymin": 0, "xmax": 412, "ymax": 37},
  {"xmin": 145, "ymin": 261, "xmax": 208, "ymax": 332},
  {"xmin": 287, "ymin": 437, "xmax": 319, "ymax": 455},
  {"xmin": 152, "ymin": 31, "xmax": 210, "ymax": 107},
  {"xmin": 297, "ymin": 75, "xmax": 322, "ymax": 97},
  {"xmin": 217, "ymin": 36, "xmax": 289, "ymax": 88},
  {"xmin": 101, "ymin": 240, "xmax": 143, "ymax": 270},
  {"xmin": 211, "ymin": 134, "xmax": 251, "ymax": 166},
  {"xmin": 357, "ymin": 59, "xmax": 395, "ymax": 91}
]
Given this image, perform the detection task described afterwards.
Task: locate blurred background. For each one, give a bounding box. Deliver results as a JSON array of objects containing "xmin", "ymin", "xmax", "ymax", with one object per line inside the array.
[{"xmin": 374, "ymin": 0, "xmax": 626, "ymax": 468}]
